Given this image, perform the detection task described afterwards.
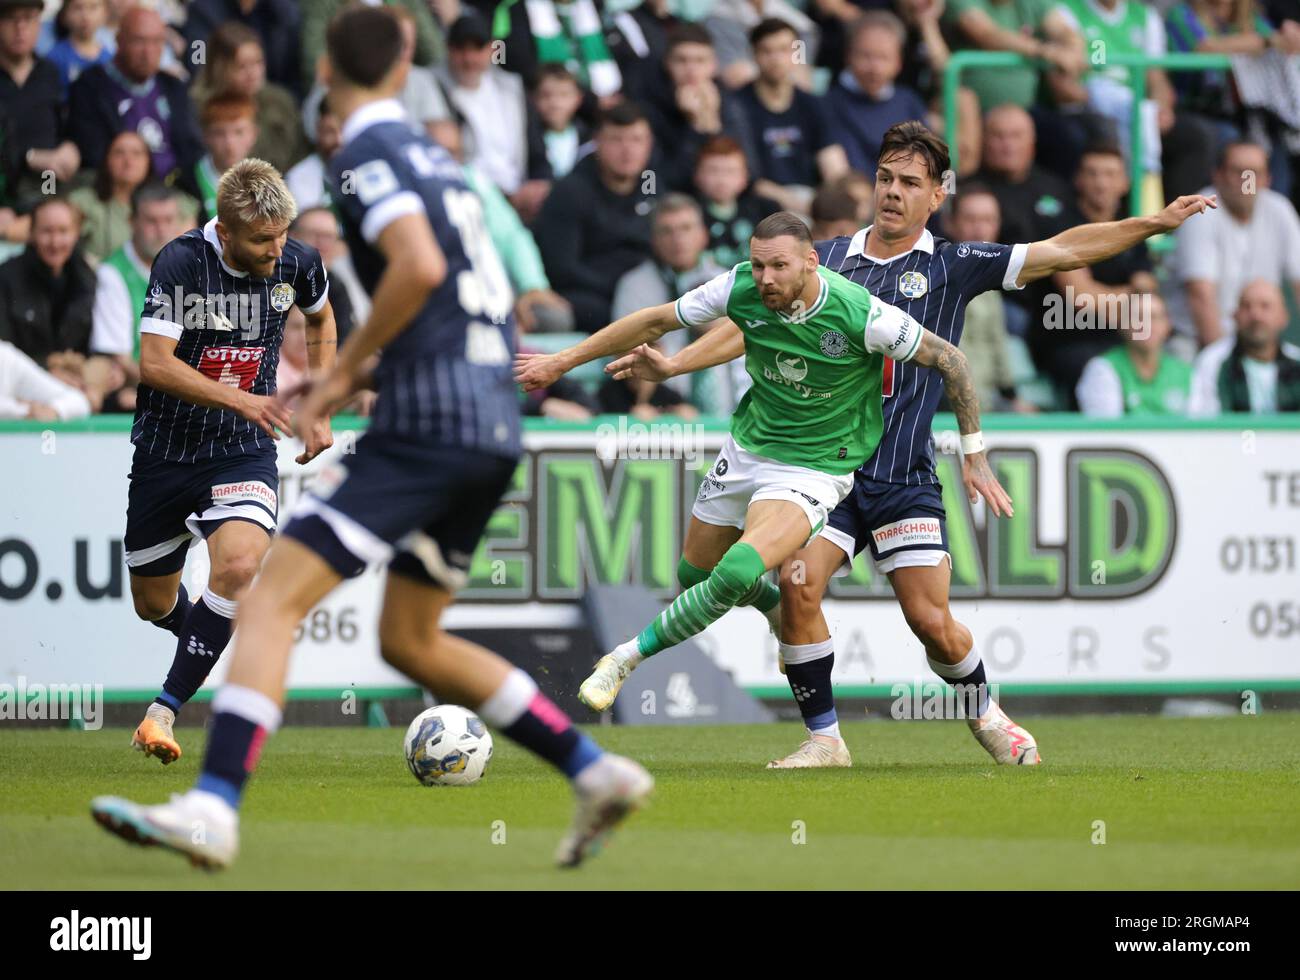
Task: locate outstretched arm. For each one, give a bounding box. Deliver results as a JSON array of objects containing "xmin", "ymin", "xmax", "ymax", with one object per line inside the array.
[
  {"xmin": 1015, "ymin": 194, "xmax": 1217, "ymax": 287},
  {"xmin": 514, "ymin": 303, "xmax": 682, "ymax": 391},
  {"xmin": 910, "ymin": 329, "xmax": 1014, "ymax": 518},
  {"xmin": 605, "ymin": 321, "xmax": 745, "ymax": 382}
]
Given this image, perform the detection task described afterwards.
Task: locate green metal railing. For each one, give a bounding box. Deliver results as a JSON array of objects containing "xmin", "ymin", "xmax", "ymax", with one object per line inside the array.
[{"xmin": 943, "ymin": 50, "xmax": 1233, "ymax": 217}]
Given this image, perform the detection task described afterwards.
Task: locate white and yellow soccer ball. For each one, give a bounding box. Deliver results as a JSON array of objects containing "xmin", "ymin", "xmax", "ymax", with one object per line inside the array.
[{"xmin": 403, "ymin": 705, "xmax": 494, "ymax": 786}]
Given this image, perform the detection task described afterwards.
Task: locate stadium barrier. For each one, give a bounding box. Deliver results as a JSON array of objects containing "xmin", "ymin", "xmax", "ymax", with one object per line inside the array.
[{"xmin": 3, "ymin": 415, "xmax": 1298, "ymax": 706}]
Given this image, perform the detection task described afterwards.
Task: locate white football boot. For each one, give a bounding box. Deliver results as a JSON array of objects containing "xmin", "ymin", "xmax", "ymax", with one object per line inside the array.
[
  {"xmin": 556, "ymin": 754, "xmax": 654, "ymax": 868},
  {"xmin": 91, "ymin": 790, "xmax": 239, "ymax": 869},
  {"xmin": 577, "ymin": 641, "xmax": 641, "ymax": 712},
  {"xmin": 766, "ymin": 732, "xmax": 852, "ymax": 769},
  {"xmin": 968, "ymin": 701, "xmax": 1042, "ymax": 765}
]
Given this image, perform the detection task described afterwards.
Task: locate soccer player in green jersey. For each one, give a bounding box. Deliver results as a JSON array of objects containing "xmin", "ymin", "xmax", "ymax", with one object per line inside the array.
[{"xmin": 514, "ymin": 211, "xmax": 1008, "ymax": 711}]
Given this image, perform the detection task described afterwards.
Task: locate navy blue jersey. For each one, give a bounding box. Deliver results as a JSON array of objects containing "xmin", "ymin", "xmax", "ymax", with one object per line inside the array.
[
  {"xmin": 818, "ymin": 229, "xmax": 1026, "ymax": 485},
  {"xmin": 132, "ymin": 220, "xmax": 329, "ymax": 463},
  {"xmin": 330, "ymin": 98, "xmax": 521, "ymax": 459}
]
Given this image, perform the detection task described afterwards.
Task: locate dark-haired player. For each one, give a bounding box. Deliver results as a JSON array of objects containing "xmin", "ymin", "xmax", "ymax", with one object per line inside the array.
[
  {"xmin": 516, "ymin": 210, "xmax": 1004, "ymax": 718},
  {"xmin": 606, "ymin": 121, "xmax": 1216, "ymax": 768},
  {"xmin": 93, "ymin": 5, "xmax": 651, "ymax": 870},
  {"xmin": 124, "ymin": 159, "xmax": 336, "ymax": 765}
]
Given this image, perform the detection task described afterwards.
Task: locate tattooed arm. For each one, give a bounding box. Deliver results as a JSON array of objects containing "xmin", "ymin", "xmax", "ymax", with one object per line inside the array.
[{"xmin": 910, "ymin": 329, "xmax": 1014, "ymax": 517}]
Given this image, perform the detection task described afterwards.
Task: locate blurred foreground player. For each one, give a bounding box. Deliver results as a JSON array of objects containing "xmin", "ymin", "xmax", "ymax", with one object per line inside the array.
[
  {"xmin": 93, "ymin": 6, "xmax": 652, "ymax": 870},
  {"xmin": 124, "ymin": 160, "xmax": 336, "ymax": 764}
]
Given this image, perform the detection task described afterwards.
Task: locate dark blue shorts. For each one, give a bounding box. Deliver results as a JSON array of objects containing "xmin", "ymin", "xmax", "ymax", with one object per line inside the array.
[
  {"xmin": 282, "ymin": 431, "xmax": 518, "ymax": 591},
  {"xmin": 124, "ymin": 448, "xmax": 279, "ymax": 577},
  {"xmin": 822, "ymin": 476, "xmax": 949, "ymax": 573}
]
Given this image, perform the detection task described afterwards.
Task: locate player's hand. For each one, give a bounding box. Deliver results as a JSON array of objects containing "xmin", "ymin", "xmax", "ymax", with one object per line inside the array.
[
  {"xmin": 236, "ymin": 391, "xmax": 294, "ymax": 440},
  {"xmin": 963, "ymin": 451, "xmax": 1014, "ymax": 518},
  {"xmin": 296, "ymin": 415, "xmax": 334, "ymax": 465},
  {"xmin": 605, "ymin": 344, "xmax": 674, "ymax": 383},
  {"xmin": 513, "ymin": 351, "xmax": 567, "ymax": 392},
  {"xmin": 1156, "ymin": 194, "xmax": 1217, "ymax": 230}
]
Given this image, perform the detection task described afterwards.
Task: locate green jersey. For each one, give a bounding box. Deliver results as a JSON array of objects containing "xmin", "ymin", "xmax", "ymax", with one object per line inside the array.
[
  {"xmin": 1101, "ymin": 346, "xmax": 1191, "ymax": 415},
  {"xmin": 675, "ymin": 262, "xmax": 924, "ymax": 475}
]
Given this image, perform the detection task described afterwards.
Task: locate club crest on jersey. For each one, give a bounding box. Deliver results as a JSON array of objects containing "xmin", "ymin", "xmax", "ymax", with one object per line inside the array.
[
  {"xmin": 898, "ymin": 271, "xmax": 928, "ymax": 299},
  {"xmin": 775, "ymin": 352, "xmax": 808, "ymax": 382},
  {"xmin": 819, "ymin": 330, "xmax": 848, "ymax": 358},
  {"xmin": 270, "ymin": 283, "xmax": 296, "ymax": 312}
]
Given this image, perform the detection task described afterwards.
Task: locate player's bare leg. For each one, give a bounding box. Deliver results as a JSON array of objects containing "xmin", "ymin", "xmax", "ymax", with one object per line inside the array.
[
  {"xmin": 130, "ymin": 520, "xmax": 271, "ymax": 765},
  {"xmin": 767, "ymin": 537, "xmax": 852, "ymax": 769},
  {"xmin": 378, "ymin": 573, "xmax": 652, "ymax": 867},
  {"xmin": 580, "ymin": 499, "xmax": 809, "ymax": 712},
  {"xmin": 94, "ymin": 537, "xmax": 340, "ymax": 867},
  {"xmin": 891, "ymin": 563, "xmax": 1040, "ymax": 765}
]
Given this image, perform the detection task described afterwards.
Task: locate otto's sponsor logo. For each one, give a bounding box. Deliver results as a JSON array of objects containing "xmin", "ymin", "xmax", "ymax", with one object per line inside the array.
[
  {"xmin": 50, "ymin": 910, "xmax": 151, "ymax": 960},
  {"xmin": 211, "ymin": 480, "xmax": 277, "ymax": 510},
  {"xmin": 872, "ymin": 517, "xmax": 943, "ymax": 550},
  {"xmin": 198, "ymin": 346, "xmax": 264, "ymax": 390}
]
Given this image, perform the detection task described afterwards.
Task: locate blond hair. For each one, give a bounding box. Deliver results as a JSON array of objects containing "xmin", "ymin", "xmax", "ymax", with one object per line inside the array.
[{"xmin": 216, "ymin": 158, "xmax": 298, "ymax": 229}]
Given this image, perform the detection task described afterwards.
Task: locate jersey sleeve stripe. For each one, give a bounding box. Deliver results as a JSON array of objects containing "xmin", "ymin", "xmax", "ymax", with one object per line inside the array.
[
  {"xmin": 901, "ymin": 317, "xmax": 923, "ymax": 362},
  {"xmin": 140, "ymin": 317, "xmax": 183, "ymax": 340},
  {"xmin": 360, "ymin": 191, "xmax": 425, "ymax": 244},
  {"xmin": 1003, "ymin": 243, "xmax": 1029, "ymax": 291},
  {"xmin": 299, "ymin": 280, "xmax": 330, "ymax": 315},
  {"xmin": 674, "ymin": 296, "xmax": 690, "ymax": 328}
]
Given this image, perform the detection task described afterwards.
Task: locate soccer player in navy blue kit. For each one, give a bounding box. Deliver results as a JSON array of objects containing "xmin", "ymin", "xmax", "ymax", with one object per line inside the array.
[
  {"xmin": 93, "ymin": 5, "xmax": 652, "ymax": 870},
  {"xmin": 607, "ymin": 122, "xmax": 1217, "ymax": 768},
  {"xmin": 124, "ymin": 159, "xmax": 337, "ymax": 766}
]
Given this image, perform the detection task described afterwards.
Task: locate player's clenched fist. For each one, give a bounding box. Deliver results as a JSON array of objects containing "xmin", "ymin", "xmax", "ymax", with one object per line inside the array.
[
  {"xmin": 235, "ymin": 391, "xmax": 294, "ymax": 440},
  {"xmin": 514, "ymin": 351, "xmax": 566, "ymax": 391}
]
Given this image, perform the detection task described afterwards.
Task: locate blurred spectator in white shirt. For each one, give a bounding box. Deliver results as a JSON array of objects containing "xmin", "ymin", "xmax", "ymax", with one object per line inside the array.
[
  {"xmin": 0, "ymin": 338, "xmax": 91, "ymax": 418},
  {"xmin": 1190, "ymin": 278, "xmax": 1300, "ymax": 414}
]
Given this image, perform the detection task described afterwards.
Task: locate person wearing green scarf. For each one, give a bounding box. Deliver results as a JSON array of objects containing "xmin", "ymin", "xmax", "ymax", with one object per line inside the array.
[{"xmin": 491, "ymin": 0, "xmax": 623, "ymax": 97}]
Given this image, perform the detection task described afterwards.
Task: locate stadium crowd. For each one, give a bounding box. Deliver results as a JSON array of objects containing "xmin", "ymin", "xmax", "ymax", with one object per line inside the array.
[{"xmin": 0, "ymin": 0, "xmax": 1298, "ymax": 422}]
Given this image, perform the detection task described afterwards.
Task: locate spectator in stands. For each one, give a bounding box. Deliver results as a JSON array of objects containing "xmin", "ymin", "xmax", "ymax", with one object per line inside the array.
[
  {"xmin": 945, "ymin": 0, "xmax": 1091, "ymax": 178},
  {"xmin": 429, "ymin": 115, "xmax": 573, "ymax": 333},
  {"xmin": 534, "ymin": 100, "xmax": 656, "ymax": 334},
  {"xmin": 605, "ymin": 0, "xmax": 680, "ymax": 107},
  {"xmin": 1033, "ymin": 144, "xmax": 1158, "ymax": 400},
  {"xmin": 88, "ymin": 183, "xmax": 187, "ymax": 411},
  {"xmin": 534, "ymin": 64, "xmax": 590, "ymax": 181},
  {"xmin": 68, "ymin": 130, "xmax": 197, "ymax": 264},
  {"xmin": 45, "ymin": 0, "xmax": 112, "ymax": 94},
  {"xmin": 693, "ymin": 135, "xmax": 779, "ymax": 268},
  {"xmin": 486, "ymin": 0, "xmax": 623, "ymax": 101},
  {"xmin": 440, "ymin": 13, "xmax": 552, "ymax": 223},
  {"xmin": 190, "ymin": 22, "xmax": 307, "ymax": 175},
  {"xmin": 826, "ymin": 11, "xmax": 930, "ymax": 176},
  {"xmin": 598, "ymin": 363, "xmax": 700, "ymax": 420},
  {"xmin": 1174, "ymin": 140, "xmax": 1300, "ymax": 347},
  {"xmin": 1190, "ymin": 278, "xmax": 1300, "ymax": 414},
  {"xmin": 301, "ymin": 3, "xmax": 451, "ymax": 147},
  {"xmin": 516, "ymin": 324, "xmax": 600, "ymax": 420},
  {"xmin": 183, "ymin": 0, "xmax": 301, "ymax": 97},
  {"xmin": 285, "ymin": 103, "xmax": 341, "ymax": 212},
  {"xmin": 643, "ymin": 23, "xmax": 760, "ymax": 192},
  {"xmin": 974, "ymin": 104, "xmax": 1071, "ymax": 248},
  {"xmin": 895, "ymin": 0, "xmax": 952, "ymax": 97},
  {"xmin": 809, "ymin": 177, "xmax": 863, "ymax": 239},
  {"xmin": 738, "ymin": 18, "xmax": 848, "ymax": 217},
  {"xmin": 704, "ymin": 0, "xmax": 819, "ymax": 91},
  {"xmin": 179, "ymin": 93, "xmax": 259, "ymax": 224},
  {"xmin": 1077, "ymin": 292, "xmax": 1192, "ymax": 416},
  {"xmin": 289, "ymin": 206, "xmax": 364, "ymax": 342},
  {"xmin": 945, "ymin": 183, "xmax": 1033, "ymax": 413},
  {"xmin": 0, "ymin": 337, "xmax": 91, "ymax": 418},
  {"xmin": 68, "ymin": 6, "xmax": 200, "ymax": 183},
  {"xmin": 275, "ymin": 305, "xmax": 309, "ymax": 393},
  {"xmin": 838, "ymin": 168, "xmax": 876, "ymax": 224},
  {"xmin": 0, "ymin": 0, "xmax": 80, "ymax": 202},
  {"xmin": 300, "ymin": 0, "xmax": 443, "ymax": 96},
  {"xmin": 0, "ymin": 197, "xmax": 123, "ymax": 410},
  {"xmin": 611, "ymin": 193, "xmax": 739, "ymax": 411}
]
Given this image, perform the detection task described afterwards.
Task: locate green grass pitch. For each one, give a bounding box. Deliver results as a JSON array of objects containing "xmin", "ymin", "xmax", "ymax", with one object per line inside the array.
[{"xmin": 3, "ymin": 715, "xmax": 1298, "ymax": 889}]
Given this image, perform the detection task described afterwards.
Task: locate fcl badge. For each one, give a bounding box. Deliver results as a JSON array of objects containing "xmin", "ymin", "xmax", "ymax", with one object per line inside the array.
[
  {"xmin": 270, "ymin": 282, "xmax": 296, "ymax": 312},
  {"xmin": 898, "ymin": 271, "xmax": 928, "ymax": 299}
]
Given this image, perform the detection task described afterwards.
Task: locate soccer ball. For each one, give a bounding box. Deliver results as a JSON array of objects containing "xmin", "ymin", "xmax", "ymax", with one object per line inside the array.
[{"xmin": 403, "ymin": 705, "xmax": 493, "ymax": 786}]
